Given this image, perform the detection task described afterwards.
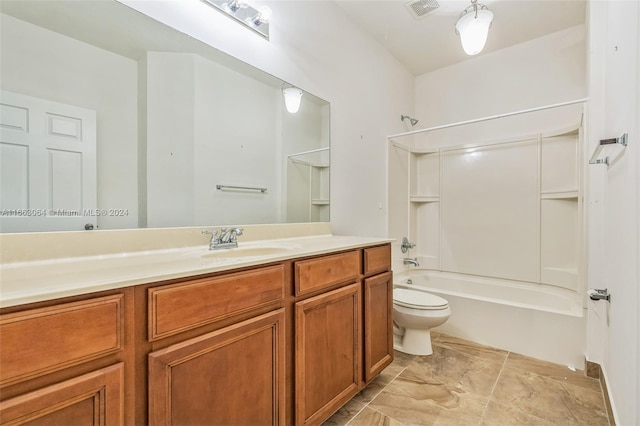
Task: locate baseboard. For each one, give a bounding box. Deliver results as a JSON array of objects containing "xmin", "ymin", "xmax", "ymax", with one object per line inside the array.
[{"xmin": 585, "ymin": 359, "xmax": 616, "ymax": 425}]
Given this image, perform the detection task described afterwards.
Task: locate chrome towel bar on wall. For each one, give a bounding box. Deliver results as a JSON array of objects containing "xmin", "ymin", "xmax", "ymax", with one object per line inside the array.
[
  {"xmin": 216, "ymin": 184, "xmax": 267, "ymax": 193},
  {"xmin": 589, "ymin": 133, "xmax": 628, "ymax": 166}
]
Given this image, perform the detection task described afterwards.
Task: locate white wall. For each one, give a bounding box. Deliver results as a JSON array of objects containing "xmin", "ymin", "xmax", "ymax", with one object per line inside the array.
[
  {"xmin": 118, "ymin": 0, "xmax": 415, "ymax": 237},
  {"xmin": 145, "ymin": 52, "xmax": 282, "ymax": 227},
  {"xmin": 0, "ymin": 14, "xmax": 139, "ymax": 230},
  {"xmin": 414, "ymin": 25, "xmax": 586, "ymax": 140},
  {"xmin": 586, "ymin": 1, "xmax": 639, "ymax": 424},
  {"xmin": 145, "ymin": 52, "xmax": 196, "ymax": 227}
]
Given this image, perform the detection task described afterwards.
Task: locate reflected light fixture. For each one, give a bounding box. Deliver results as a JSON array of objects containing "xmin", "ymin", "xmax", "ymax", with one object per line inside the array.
[
  {"xmin": 455, "ymin": 0, "xmax": 493, "ymax": 55},
  {"xmin": 283, "ymin": 87, "xmax": 303, "ymax": 113},
  {"xmin": 252, "ymin": 6, "xmax": 272, "ymax": 26},
  {"xmin": 202, "ymin": 0, "xmax": 271, "ymax": 39}
]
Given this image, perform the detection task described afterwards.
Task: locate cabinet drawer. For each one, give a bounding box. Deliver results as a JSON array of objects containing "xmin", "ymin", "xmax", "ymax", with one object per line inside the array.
[
  {"xmin": 363, "ymin": 244, "xmax": 391, "ymax": 276},
  {"xmin": 0, "ymin": 363, "xmax": 124, "ymax": 425},
  {"xmin": 0, "ymin": 294, "xmax": 124, "ymax": 387},
  {"xmin": 148, "ymin": 264, "xmax": 285, "ymax": 341},
  {"xmin": 294, "ymin": 250, "xmax": 360, "ymax": 296}
]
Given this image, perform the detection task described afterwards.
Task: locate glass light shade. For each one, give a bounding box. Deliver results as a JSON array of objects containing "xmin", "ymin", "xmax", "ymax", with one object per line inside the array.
[
  {"xmin": 456, "ymin": 9, "xmax": 493, "ymax": 55},
  {"xmin": 283, "ymin": 88, "xmax": 303, "ymax": 113}
]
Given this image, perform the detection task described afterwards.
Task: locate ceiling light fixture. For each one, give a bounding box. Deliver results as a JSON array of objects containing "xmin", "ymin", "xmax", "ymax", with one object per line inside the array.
[
  {"xmin": 455, "ymin": 0, "xmax": 493, "ymax": 56},
  {"xmin": 202, "ymin": 0, "xmax": 271, "ymax": 39},
  {"xmin": 283, "ymin": 87, "xmax": 303, "ymax": 114}
]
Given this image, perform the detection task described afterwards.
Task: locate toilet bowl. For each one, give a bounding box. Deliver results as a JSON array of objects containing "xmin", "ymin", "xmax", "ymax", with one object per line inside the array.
[{"xmin": 393, "ymin": 288, "xmax": 451, "ymax": 356}]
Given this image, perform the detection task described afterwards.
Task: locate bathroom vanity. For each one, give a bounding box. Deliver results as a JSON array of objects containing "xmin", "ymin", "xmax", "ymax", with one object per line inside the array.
[{"xmin": 0, "ymin": 232, "xmax": 392, "ymax": 425}]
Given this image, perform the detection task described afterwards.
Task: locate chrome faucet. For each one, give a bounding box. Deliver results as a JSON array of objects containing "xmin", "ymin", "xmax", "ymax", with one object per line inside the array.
[
  {"xmin": 202, "ymin": 227, "xmax": 244, "ymax": 250},
  {"xmin": 201, "ymin": 230, "xmax": 220, "ymax": 250},
  {"xmin": 403, "ymin": 257, "xmax": 419, "ymax": 267},
  {"xmin": 219, "ymin": 227, "xmax": 244, "ymax": 245}
]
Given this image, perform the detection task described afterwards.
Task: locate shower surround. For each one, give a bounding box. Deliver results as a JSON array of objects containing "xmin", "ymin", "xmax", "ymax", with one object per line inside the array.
[{"xmin": 387, "ymin": 113, "xmax": 585, "ymax": 367}]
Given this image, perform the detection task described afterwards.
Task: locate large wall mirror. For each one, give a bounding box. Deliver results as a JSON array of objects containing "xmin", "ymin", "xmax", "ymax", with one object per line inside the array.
[{"xmin": 0, "ymin": 0, "xmax": 330, "ymax": 233}]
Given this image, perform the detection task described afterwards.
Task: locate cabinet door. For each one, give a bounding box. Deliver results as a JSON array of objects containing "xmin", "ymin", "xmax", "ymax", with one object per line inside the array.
[
  {"xmin": 363, "ymin": 272, "xmax": 394, "ymax": 383},
  {"xmin": 0, "ymin": 363, "xmax": 124, "ymax": 425},
  {"xmin": 149, "ymin": 309, "xmax": 285, "ymax": 426},
  {"xmin": 295, "ymin": 283, "xmax": 361, "ymax": 426}
]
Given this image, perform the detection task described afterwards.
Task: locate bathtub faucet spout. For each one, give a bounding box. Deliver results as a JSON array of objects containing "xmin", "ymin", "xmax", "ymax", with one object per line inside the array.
[{"xmin": 403, "ymin": 257, "xmax": 419, "ymax": 267}]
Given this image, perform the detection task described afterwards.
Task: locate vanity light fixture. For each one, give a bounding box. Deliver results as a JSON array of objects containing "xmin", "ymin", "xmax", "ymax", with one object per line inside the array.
[
  {"xmin": 251, "ymin": 6, "xmax": 272, "ymax": 26},
  {"xmin": 455, "ymin": 0, "xmax": 493, "ymax": 55},
  {"xmin": 202, "ymin": 0, "xmax": 271, "ymax": 39},
  {"xmin": 224, "ymin": 0, "xmax": 248, "ymax": 12},
  {"xmin": 283, "ymin": 87, "xmax": 303, "ymax": 113}
]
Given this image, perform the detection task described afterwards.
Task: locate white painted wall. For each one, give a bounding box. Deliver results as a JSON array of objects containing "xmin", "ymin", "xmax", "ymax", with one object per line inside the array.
[
  {"xmin": 0, "ymin": 14, "xmax": 139, "ymax": 230},
  {"xmin": 145, "ymin": 52, "xmax": 282, "ymax": 227},
  {"xmin": 586, "ymin": 1, "xmax": 639, "ymax": 424},
  {"xmin": 414, "ymin": 25, "xmax": 586, "ymax": 141},
  {"xmin": 193, "ymin": 54, "xmax": 281, "ymax": 225},
  {"xmin": 118, "ymin": 0, "xmax": 415, "ymax": 237},
  {"xmin": 145, "ymin": 52, "xmax": 196, "ymax": 227}
]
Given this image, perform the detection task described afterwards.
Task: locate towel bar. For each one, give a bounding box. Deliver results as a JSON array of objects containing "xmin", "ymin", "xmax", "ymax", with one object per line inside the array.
[{"xmin": 589, "ymin": 133, "xmax": 628, "ymax": 166}]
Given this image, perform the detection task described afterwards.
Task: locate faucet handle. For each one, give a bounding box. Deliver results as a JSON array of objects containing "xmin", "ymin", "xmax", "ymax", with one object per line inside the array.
[
  {"xmin": 201, "ymin": 229, "xmax": 220, "ymax": 241},
  {"xmin": 229, "ymin": 227, "xmax": 244, "ymax": 242},
  {"xmin": 401, "ymin": 237, "xmax": 416, "ymax": 253}
]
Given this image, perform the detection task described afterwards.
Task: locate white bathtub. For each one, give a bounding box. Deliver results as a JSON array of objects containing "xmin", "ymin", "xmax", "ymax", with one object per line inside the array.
[{"xmin": 394, "ymin": 270, "xmax": 586, "ymax": 368}]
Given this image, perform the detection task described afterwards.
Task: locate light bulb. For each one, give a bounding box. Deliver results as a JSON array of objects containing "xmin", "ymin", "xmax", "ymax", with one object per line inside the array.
[
  {"xmin": 226, "ymin": 0, "xmax": 248, "ymax": 12},
  {"xmin": 253, "ymin": 6, "xmax": 272, "ymax": 25}
]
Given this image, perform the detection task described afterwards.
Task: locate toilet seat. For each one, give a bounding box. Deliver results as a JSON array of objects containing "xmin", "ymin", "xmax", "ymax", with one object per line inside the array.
[{"xmin": 393, "ymin": 288, "xmax": 448, "ymax": 310}]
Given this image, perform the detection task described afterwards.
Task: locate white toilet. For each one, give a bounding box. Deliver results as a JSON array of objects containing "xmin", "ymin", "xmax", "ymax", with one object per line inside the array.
[{"xmin": 393, "ymin": 288, "xmax": 451, "ymax": 356}]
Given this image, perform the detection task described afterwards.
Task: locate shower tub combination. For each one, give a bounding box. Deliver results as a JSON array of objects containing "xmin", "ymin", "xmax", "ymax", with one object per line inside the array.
[{"xmin": 394, "ymin": 269, "xmax": 586, "ymax": 368}]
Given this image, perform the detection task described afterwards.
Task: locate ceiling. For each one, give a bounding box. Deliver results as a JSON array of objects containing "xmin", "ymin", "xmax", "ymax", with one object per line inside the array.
[{"xmin": 334, "ymin": 0, "xmax": 586, "ymax": 76}]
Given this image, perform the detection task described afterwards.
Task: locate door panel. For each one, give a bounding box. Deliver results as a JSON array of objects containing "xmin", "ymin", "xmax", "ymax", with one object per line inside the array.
[
  {"xmin": 149, "ymin": 309, "xmax": 285, "ymax": 426},
  {"xmin": 0, "ymin": 91, "xmax": 96, "ymax": 232},
  {"xmin": 295, "ymin": 283, "xmax": 361, "ymax": 425}
]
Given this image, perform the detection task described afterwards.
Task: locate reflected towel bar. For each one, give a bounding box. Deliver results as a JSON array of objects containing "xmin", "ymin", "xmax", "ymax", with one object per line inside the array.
[
  {"xmin": 216, "ymin": 185, "xmax": 267, "ymax": 193},
  {"xmin": 589, "ymin": 133, "xmax": 628, "ymax": 166}
]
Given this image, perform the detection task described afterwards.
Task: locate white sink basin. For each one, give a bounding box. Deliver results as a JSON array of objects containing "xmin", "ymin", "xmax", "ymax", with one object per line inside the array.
[{"xmin": 201, "ymin": 243, "xmax": 301, "ymax": 259}]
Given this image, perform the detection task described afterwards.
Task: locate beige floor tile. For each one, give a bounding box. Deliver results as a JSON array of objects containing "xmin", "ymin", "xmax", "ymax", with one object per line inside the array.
[
  {"xmin": 505, "ymin": 352, "xmax": 602, "ymax": 393},
  {"xmin": 409, "ymin": 344, "xmax": 504, "ymax": 397},
  {"xmin": 324, "ymin": 334, "xmax": 609, "ymax": 426},
  {"xmin": 433, "ymin": 334, "xmax": 509, "ymax": 365},
  {"xmin": 480, "ymin": 400, "xmax": 557, "ymax": 425},
  {"xmin": 392, "ymin": 350, "xmax": 418, "ymax": 367},
  {"xmin": 491, "ymin": 366, "xmax": 609, "ymax": 425},
  {"xmin": 369, "ymin": 375, "xmax": 487, "ymax": 425},
  {"xmin": 348, "ymin": 407, "xmax": 406, "ymax": 426},
  {"xmin": 323, "ymin": 398, "xmax": 365, "ymax": 426},
  {"xmin": 355, "ymin": 363, "xmax": 406, "ymax": 404}
]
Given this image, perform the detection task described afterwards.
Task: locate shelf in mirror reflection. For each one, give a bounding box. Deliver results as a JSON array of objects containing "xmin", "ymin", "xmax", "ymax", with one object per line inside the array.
[
  {"xmin": 540, "ymin": 191, "xmax": 579, "ymax": 200},
  {"xmin": 410, "ymin": 195, "xmax": 440, "ymax": 203}
]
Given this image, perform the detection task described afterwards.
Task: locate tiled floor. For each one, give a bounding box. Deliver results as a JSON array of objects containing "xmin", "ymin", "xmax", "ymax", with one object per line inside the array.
[{"xmin": 324, "ymin": 333, "xmax": 610, "ymax": 426}]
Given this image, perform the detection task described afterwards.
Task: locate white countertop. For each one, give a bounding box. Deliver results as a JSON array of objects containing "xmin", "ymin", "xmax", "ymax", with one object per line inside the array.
[{"xmin": 0, "ymin": 234, "xmax": 392, "ymax": 308}]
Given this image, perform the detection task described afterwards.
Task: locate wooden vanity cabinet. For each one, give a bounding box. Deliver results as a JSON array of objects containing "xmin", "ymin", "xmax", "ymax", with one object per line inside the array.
[
  {"xmin": 145, "ymin": 264, "xmax": 287, "ymax": 426},
  {"xmin": 0, "ymin": 290, "xmax": 133, "ymax": 426},
  {"xmin": 294, "ymin": 283, "xmax": 362, "ymax": 426},
  {"xmin": 148, "ymin": 309, "xmax": 286, "ymax": 426},
  {"xmin": 362, "ymin": 245, "xmax": 394, "ymax": 383},
  {"xmin": 293, "ymin": 245, "xmax": 393, "ymax": 426},
  {"xmin": 0, "ymin": 243, "xmax": 392, "ymax": 426}
]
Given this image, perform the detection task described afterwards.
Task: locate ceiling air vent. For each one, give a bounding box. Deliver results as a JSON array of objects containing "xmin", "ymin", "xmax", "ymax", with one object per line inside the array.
[{"xmin": 404, "ymin": 0, "xmax": 440, "ymax": 19}]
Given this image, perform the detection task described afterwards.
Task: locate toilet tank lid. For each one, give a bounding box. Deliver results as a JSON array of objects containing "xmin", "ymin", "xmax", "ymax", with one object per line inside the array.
[{"xmin": 394, "ymin": 288, "xmax": 448, "ymax": 309}]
